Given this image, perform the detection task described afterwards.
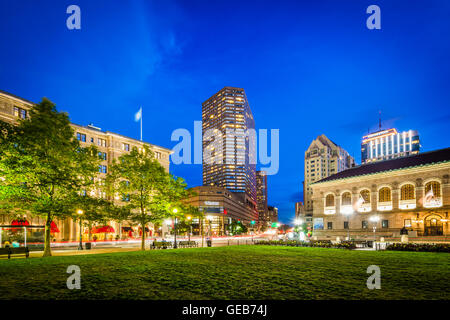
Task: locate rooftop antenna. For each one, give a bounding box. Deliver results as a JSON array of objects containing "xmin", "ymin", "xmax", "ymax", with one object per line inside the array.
[{"xmin": 378, "ymin": 110, "xmax": 382, "ymax": 131}]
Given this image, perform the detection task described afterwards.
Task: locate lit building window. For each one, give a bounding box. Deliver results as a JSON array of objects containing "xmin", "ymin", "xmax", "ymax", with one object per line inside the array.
[
  {"xmin": 360, "ymin": 189, "xmax": 370, "ymax": 203},
  {"xmin": 325, "ymin": 194, "xmax": 335, "ymax": 207},
  {"xmin": 378, "ymin": 187, "xmax": 391, "ymax": 202},
  {"xmin": 98, "ymin": 138, "xmax": 107, "ymax": 147},
  {"xmin": 14, "ymin": 106, "xmax": 27, "ymax": 119},
  {"xmin": 424, "ymin": 181, "xmax": 442, "ymax": 208},
  {"xmin": 400, "ymin": 184, "xmax": 415, "ymax": 200},
  {"xmin": 77, "ymin": 133, "xmax": 86, "ymax": 142},
  {"xmin": 425, "ymin": 181, "xmax": 441, "ymax": 197},
  {"xmin": 341, "ymin": 192, "xmax": 352, "ymax": 206}
]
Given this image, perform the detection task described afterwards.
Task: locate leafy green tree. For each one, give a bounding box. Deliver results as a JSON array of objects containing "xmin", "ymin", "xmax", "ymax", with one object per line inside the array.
[
  {"xmin": 228, "ymin": 220, "xmax": 248, "ymax": 235},
  {"xmin": 0, "ymin": 120, "xmax": 29, "ymax": 221},
  {"xmin": 107, "ymin": 145, "xmax": 170, "ymax": 250},
  {"xmin": 0, "ymin": 98, "xmax": 100, "ymax": 256},
  {"xmin": 153, "ymin": 174, "xmax": 200, "ymax": 225},
  {"xmin": 73, "ymin": 195, "xmax": 110, "ymax": 241},
  {"xmin": 107, "ymin": 146, "xmax": 198, "ymax": 249},
  {"xmin": 104, "ymin": 201, "xmax": 132, "ymax": 239}
]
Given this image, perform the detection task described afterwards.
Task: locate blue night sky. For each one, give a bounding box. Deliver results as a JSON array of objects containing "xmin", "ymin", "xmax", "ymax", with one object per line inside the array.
[{"xmin": 1, "ymin": 0, "xmax": 449, "ymax": 224}]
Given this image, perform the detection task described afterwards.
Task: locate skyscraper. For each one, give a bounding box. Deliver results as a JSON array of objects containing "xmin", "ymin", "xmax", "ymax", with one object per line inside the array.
[
  {"xmin": 256, "ymin": 170, "xmax": 268, "ymax": 223},
  {"xmin": 361, "ymin": 128, "xmax": 420, "ymax": 163},
  {"xmin": 202, "ymin": 86, "xmax": 257, "ymax": 210},
  {"xmin": 295, "ymin": 201, "xmax": 304, "ymax": 219},
  {"xmin": 267, "ymin": 206, "xmax": 278, "ymax": 223},
  {"xmin": 304, "ymin": 134, "xmax": 355, "ymax": 215}
]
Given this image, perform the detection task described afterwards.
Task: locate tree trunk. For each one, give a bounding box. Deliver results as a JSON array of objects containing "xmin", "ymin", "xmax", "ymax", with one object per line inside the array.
[
  {"xmin": 141, "ymin": 223, "xmax": 146, "ymax": 251},
  {"xmin": 201, "ymin": 219, "xmax": 204, "ymax": 247},
  {"xmin": 43, "ymin": 214, "xmax": 52, "ymax": 257},
  {"xmin": 88, "ymin": 222, "xmax": 92, "ymax": 241}
]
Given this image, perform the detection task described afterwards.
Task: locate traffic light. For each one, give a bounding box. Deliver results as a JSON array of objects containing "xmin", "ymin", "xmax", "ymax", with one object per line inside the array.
[{"xmin": 250, "ymin": 220, "xmax": 255, "ymax": 225}]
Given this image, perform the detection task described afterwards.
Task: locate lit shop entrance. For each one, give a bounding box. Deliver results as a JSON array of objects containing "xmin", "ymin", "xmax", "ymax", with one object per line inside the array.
[{"xmin": 424, "ymin": 215, "xmax": 444, "ymax": 236}]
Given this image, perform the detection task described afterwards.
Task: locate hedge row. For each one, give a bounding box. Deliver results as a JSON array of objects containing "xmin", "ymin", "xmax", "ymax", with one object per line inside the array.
[
  {"xmin": 255, "ymin": 240, "xmax": 356, "ymax": 250},
  {"xmin": 386, "ymin": 243, "xmax": 450, "ymax": 253}
]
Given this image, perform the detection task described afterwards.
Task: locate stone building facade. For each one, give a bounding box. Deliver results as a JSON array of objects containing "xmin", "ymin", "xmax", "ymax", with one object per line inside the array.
[
  {"xmin": 0, "ymin": 90, "xmax": 172, "ymax": 242},
  {"xmin": 304, "ymin": 134, "xmax": 355, "ymax": 215},
  {"xmin": 310, "ymin": 148, "xmax": 450, "ymax": 240}
]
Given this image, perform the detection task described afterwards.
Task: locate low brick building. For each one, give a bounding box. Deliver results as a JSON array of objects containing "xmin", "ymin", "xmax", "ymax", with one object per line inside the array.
[
  {"xmin": 0, "ymin": 90, "xmax": 172, "ymax": 242},
  {"xmin": 183, "ymin": 186, "xmax": 258, "ymax": 236}
]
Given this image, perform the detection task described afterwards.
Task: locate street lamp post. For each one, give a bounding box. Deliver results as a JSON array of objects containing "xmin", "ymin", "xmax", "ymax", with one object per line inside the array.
[
  {"xmin": 173, "ymin": 208, "xmax": 178, "ymax": 249},
  {"xmin": 206, "ymin": 215, "xmax": 213, "ymax": 247},
  {"xmin": 250, "ymin": 220, "xmax": 256, "ymax": 242},
  {"xmin": 187, "ymin": 215, "xmax": 192, "ymax": 242},
  {"xmin": 343, "ymin": 211, "xmax": 353, "ymax": 241},
  {"xmin": 370, "ymin": 215, "xmax": 380, "ymax": 245},
  {"xmin": 77, "ymin": 209, "xmax": 84, "ymax": 250}
]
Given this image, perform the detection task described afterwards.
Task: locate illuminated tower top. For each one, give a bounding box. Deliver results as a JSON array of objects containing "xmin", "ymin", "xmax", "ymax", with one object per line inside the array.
[{"xmin": 361, "ymin": 128, "xmax": 420, "ymax": 163}]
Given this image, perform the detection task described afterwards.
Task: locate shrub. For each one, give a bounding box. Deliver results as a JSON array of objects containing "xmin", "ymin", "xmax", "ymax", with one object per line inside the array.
[
  {"xmin": 254, "ymin": 240, "xmax": 356, "ymax": 249},
  {"xmin": 386, "ymin": 243, "xmax": 450, "ymax": 253}
]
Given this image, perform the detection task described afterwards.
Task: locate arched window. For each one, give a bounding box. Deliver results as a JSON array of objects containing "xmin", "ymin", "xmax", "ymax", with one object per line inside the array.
[
  {"xmin": 400, "ymin": 184, "xmax": 415, "ymax": 200},
  {"xmin": 360, "ymin": 189, "xmax": 370, "ymax": 203},
  {"xmin": 379, "ymin": 187, "xmax": 391, "ymax": 202},
  {"xmin": 341, "ymin": 192, "xmax": 352, "ymax": 206},
  {"xmin": 425, "ymin": 181, "xmax": 441, "ymax": 197},
  {"xmin": 325, "ymin": 194, "xmax": 335, "ymax": 207}
]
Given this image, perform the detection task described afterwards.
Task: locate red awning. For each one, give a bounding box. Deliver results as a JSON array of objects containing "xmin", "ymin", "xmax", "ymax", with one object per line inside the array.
[
  {"xmin": 11, "ymin": 219, "xmax": 30, "ymax": 226},
  {"xmin": 50, "ymin": 221, "xmax": 60, "ymax": 233},
  {"xmin": 91, "ymin": 225, "xmax": 115, "ymax": 233}
]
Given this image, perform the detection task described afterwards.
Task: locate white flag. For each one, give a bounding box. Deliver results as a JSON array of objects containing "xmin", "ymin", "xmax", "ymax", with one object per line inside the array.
[
  {"xmin": 357, "ymin": 195, "xmax": 365, "ymax": 206},
  {"xmin": 134, "ymin": 107, "xmax": 142, "ymax": 122},
  {"xmin": 425, "ymin": 187, "xmax": 434, "ymax": 202}
]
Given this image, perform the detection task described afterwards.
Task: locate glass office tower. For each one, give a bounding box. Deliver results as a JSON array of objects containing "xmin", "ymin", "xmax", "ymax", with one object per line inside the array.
[{"xmin": 202, "ymin": 87, "xmax": 257, "ymax": 205}]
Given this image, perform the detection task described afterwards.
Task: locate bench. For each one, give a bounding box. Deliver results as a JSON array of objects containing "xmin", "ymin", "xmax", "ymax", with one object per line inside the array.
[
  {"xmin": 309, "ymin": 240, "xmax": 332, "ymax": 244},
  {"xmin": 151, "ymin": 241, "xmax": 173, "ymax": 250},
  {"xmin": 351, "ymin": 240, "xmax": 368, "ymax": 248},
  {"xmin": 0, "ymin": 247, "xmax": 30, "ymax": 259},
  {"xmin": 178, "ymin": 241, "xmax": 198, "ymax": 248}
]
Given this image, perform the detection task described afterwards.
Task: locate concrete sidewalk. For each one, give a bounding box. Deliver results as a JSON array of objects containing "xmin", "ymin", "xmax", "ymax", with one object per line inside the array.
[{"xmin": 29, "ymin": 247, "xmax": 140, "ymax": 258}]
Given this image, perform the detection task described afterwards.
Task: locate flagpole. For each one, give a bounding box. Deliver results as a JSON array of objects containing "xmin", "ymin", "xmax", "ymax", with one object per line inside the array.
[{"xmin": 140, "ymin": 107, "xmax": 143, "ymax": 141}]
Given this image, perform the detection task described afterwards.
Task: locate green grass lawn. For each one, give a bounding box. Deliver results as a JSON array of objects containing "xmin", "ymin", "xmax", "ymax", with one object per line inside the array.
[{"xmin": 0, "ymin": 246, "xmax": 449, "ymax": 300}]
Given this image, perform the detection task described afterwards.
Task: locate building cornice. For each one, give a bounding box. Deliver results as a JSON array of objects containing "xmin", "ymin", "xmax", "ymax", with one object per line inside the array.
[{"xmin": 311, "ymin": 161, "xmax": 450, "ymax": 188}]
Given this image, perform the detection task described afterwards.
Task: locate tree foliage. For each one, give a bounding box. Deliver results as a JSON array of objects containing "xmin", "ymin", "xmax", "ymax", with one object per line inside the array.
[
  {"xmin": 0, "ymin": 98, "xmax": 100, "ymax": 256},
  {"xmin": 107, "ymin": 145, "xmax": 199, "ymax": 249}
]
